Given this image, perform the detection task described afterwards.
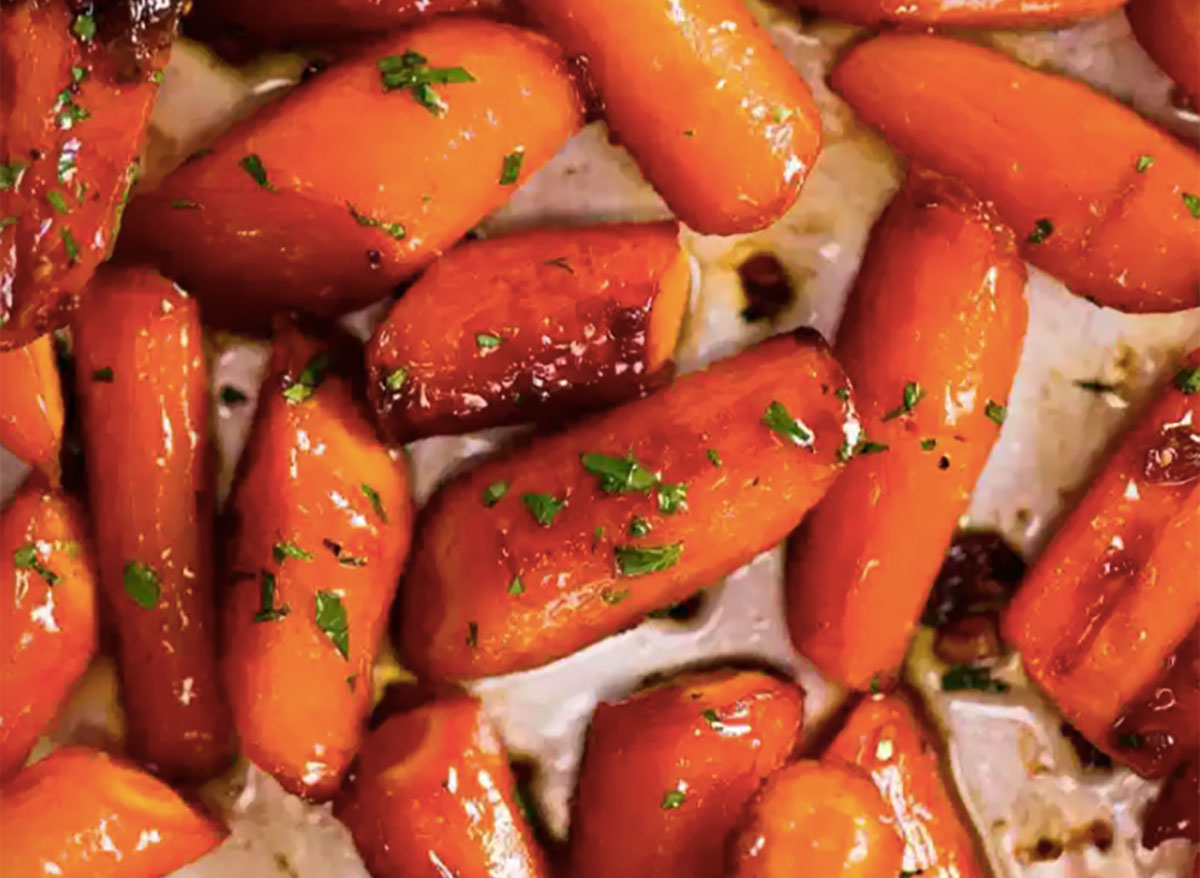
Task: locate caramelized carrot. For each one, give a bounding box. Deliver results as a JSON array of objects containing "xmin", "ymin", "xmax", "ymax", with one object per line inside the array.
[
  {"xmin": 399, "ymin": 330, "xmax": 853, "ymax": 680},
  {"xmin": 367, "ymin": 222, "xmax": 690, "ymax": 443},
  {"xmin": 0, "ymin": 0, "xmax": 178, "ymax": 348},
  {"xmin": 117, "ymin": 18, "xmax": 583, "ymax": 330},
  {"xmin": 0, "ymin": 747, "xmax": 224, "ymax": 877},
  {"xmin": 334, "ymin": 693, "xmax": 549, "ymax": 878},
  {"xmin": 74, "ymin": 266, "xmax": 231, "ymax": 783},
  {"xmin": 791, "ymin": 0, "xmax": 1124, "ymax": 28},
  {"xmin": 0, "ymin": 334, "xmax": 64, "ymax": 480},
  {"xmin": 223, "ymin": 319, "xmax": 413, "ymax": 801},
  {"xmin": 1, "ymin": 476, "xmax": 98, "ymax": 781},
  {"xmin": 1127, "ymin": 0, "xmax": 1200, "ymax": 106},
  {"xmin": 786, "ymin": 171, "xmax": 1027, "ymax": 691},
  {"xmin": 202, "ymin": 0, "xmax": 492, "ymax": 42},
  {"xmin": 521, "ymin": 0, "xmax": 821, "ymax": 235},
  {"xmin": 831, "ymin": 34, "xmax": 1200, "ymax": 314},
  {"xmin": 725, "ymin": 760, "xmax": 904, "ymax": 878},
  {"xmin": 568, "ymin": 669, "xmax": 803, "ymax": 878}
]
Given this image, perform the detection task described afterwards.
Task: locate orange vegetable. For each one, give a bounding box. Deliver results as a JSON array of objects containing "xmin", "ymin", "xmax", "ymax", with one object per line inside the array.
[
  {"xmin": 568, "ymin": 669, "xmax": 803, "ymax": 878},
  {"xmin": 789, "ymin": 0, "xmax": 1124, "ymax": 28},
  {"xmin": 521, "ymin": 0, "xmax": 821, "ymax": 235},
  {"xmin": 1127, "ymin": 0, "xmax": 1200, "ymax": 107},
  {"xmin": 725, "ymin": 760, "xmax": 904, "ymax": 878},
  {"xmin": 825, "ymin": 693, "xmax": 988, "ymax": 878},
  {"xmin": 1, "ymin": 476, "xmax": 98, "ymax": 782},
  {"xmin": 0, "ymin": 747, "xmax": 224, "ymax": 877},
  {"xmin": 399, "ymin": 331, "xmax": 853, "ymax": 680},
  {"xmin": 366, "ymin": 222, "xmax": 690, "ymax": 443},
  {"xmin": 1003, "ymin": 351, "xmax": 1200, "ymax": 775},
  {"xmin": 223, "ymin": 319, "xmax": 413, "ymax": 801},
  {"xmin": 0, "ymin": 0, "xmax": 177, "ymax": 348},
  {"xmin": 74, "ymin": 266, "xmax": 232, "ymax": 783},
  {"xmin": 786, "ymin": 170, "xmax": 1027, "ymax": 691},
  {"xmin": 831, "ymin": 34, "xmax": 1200, "ymax": 314},
  {"xmin": 117, "ymin": 18, "xmax": 583, "ymax": 330},
  {"xmin": 334, "ymin": 693, "xmax": 549, "ymax": 878},
  {"xmin": 202, "ymin": 0, "xmax": 493, "ymax": 43},
  {"xmin": 0, "ymin": 333, "xmax": 64, "ymax": 480}
]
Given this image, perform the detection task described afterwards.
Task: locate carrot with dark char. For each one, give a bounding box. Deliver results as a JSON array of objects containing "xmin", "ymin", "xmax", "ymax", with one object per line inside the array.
[{"xmin": 0, "ymin": 334, "xmax": 64, "ymax": 481}]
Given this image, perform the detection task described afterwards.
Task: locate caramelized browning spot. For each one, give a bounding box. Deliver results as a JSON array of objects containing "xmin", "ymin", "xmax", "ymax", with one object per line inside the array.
[
  {"xmin": 1143, "ymin": 424, "xmax": 1200, "ymax": 485},
  {"xmin": 923, "ymin": 530, "xmax": 1025, "ymax": 628},
  {"xmin": 738, "ymin": 253, "xmax": 795, "ymax": 323},
  {"xmin": 933, "ymin": 614, "xmax": 1003, "ymax": 665}
]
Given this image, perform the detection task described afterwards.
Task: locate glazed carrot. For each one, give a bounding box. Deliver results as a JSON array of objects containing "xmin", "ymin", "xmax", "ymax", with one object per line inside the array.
[
  {"xmin": 0, "ymin": 747, "xmax": 224, "ymax": 877},
  {"xmin": 1142, "ymin": 759, "xmax": 1199, "ymax": 849},
  {"xmin": 334, "ymin": 693, "xmax": 549, "ymax": 878},
  {"xmin": 0, "ymin": 0, "xmax": 179, "ymax": 348},
  {"xmin": 521, "ymin": 0, "xmax": 821, "ymax": 235},
  {"xmin": 725, "ymin": 760, "xmax": 904, "ymax": 878},
  {"xmin": 223, "ymin": 319, "xmax": 413, "ymax": 801},
  {"xmin": 1003, "ymin": 352, "xmax": 1200, "ymax": 774},
  {"xmin": 0, "ymin": 476, "xmax": 98, "ymax": 782},
  {"xmin": 791, "ymin": 0, "xmax": 1124, "ymax": 28},
  {"xmin": 203, "ymin": 0, "xmax": 493, "ymax": 42},
  {"xmin": 367, "ymin": 222, "xmax": 690, "ymax": 443},
  {"xmin": 0, "ymin": 333, "xmax": 64, "ymax": 480},
  {"xmin": 399, "ymin": 330, "xmax": 854, "ymax": 680},
  {"xmin": 568, "ymin": 669, "xmax": 803, "ymax": 878},
  {"xmin": 117, "ymin": 18, "xmax": 583, "ymax": 330},
  {"xmin": 786, "ymin": 171, "xmax": 1027, "ymax": 691},
  {"xmin": 825, "ymin": 693, "xmax": 988, "ymax": 878},
  {"xmin": 74, "ymin": 266, "xmax": 232, "ymax": 783},
  {"xmin": 1127, "ymin": 0, "xmax": 1200, "ymax": 107},
  {"xmin": 831, "ymin": 34, "xmax": 1200, "ymax": 314}
]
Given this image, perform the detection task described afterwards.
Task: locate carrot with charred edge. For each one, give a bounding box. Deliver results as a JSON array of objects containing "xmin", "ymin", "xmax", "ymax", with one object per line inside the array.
[
  {"xmin": 521, "ymin": 0, "xmax": 821, "ymax": 235},
  {"xmin": 117, "ymin": 18, "xmax": 583, "ymax": 331},
  {"xmin": 0, "ymin": 476, "xmax": 98, "ymax": 782},
  {"xmin": 1127, "ymin": 0, "xmax": 1200, "ymax": 107},
  {"xmin": 0, "ymin": 0, "xmax": 177, "ymax": 348},
  {"xmin": 399, "ymin": 330, "xmax": 854, "ymax": 681},
  {"xmin": 0, "ymin": 747, "xmax": 224, "ymax": 877},
  {"xmin": 74, "ymin": 265, "xmax": 232, "ymax": 783},
  {"xmin": 825, "ymin": 693, "xmax": 988, "ymax": 878},
  {"xmin": 725, "ymin": 760, "xmax": 904, "ymax": 878},
  {"xmin": 1003, "ymin": 351, "xmax": 1200, "ymax": 775},
  {"xmin": 203, "ymin": 0, "xmax": 495, "ymax": 42},
  {"xmin": 568, "ymin": 670, "xmax": 803, "ymax": 878},
  {"xmin": 334, "ymin": 693, "xmax": 549, "ymax": 878},
  {"xmin": 223, "ymin": 318, "xmax": 413, "ymax": 801},
  {"xmin": 831, "ymin": 34, "xmax": 1200, "ymax": 314},
  {"xmin": 786, "ymin": 171, "xmax": 1027, "ymax": 691},
  {"xmin": 367, "ymin": 222, "xmax": 690, "ymax": 443},
  {"xmin": 790, "ymin": 0, "xmax": 1125, "ymax": 29},
  {"xmin": 0, "ymin": 334, "xmax": 64, "ymax": 481}
]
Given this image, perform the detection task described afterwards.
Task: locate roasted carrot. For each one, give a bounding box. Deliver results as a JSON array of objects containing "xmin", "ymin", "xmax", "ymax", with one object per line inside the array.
[
  {"xmin": 825, "ymin": 693, "xmax": 988, "ymax": 878},
  {"xmin": 202, "ymin": 0, "xmax": 495, "ymax": 43},
  {"xmin": 789, "ymin": 0, "xmax": 1124, "ymax": 28},
  {"xmin": 0, "ymin": 333, "xmax": 64, "ymax": 481},
  {"xmin": 1003, "ymin": 351, "xmax": 1200, "ymax": 774},
  {"xmin": 334, "ymin": 693, "xmax": 549, "ymax": 878},
  {"xmin": 399, "ymin": 330, "xmax": 853, "ymax": 680},
  {"xmin": 0, "ymin": 476, "xmax": 98, "ymax": 782},
  {"xmin": 568, "ymin": 669, "xmax": 803, "ymax": 878},
  {"xmin": 521, "ymin": 0, "xmax": 821, "ymax": 235},
  {"xmin": 786, "ymin": 171, "xmax": 1027, "ymax": 691},
  {"xmin": 223, "ymin": 319, "xmax": 413, "ymax": 801},
  {"xmin": 0, "ymin": 0, "xmax": 179, "ymax": 348},
  {"xmin": 1127, "ymin": 0, "xmax": 1200, "ymax": 107},
  {"xmin": 831, "ymin": 34, "xmax": 1200, "ymax": 314},
  {"xmin": 725, "ymin": 760, "xmax": 904, "ymax": 878},
  {"xmin": 73, "ymin": 266, "xmax": 231, "ymax": 783},
  {"xmin": 0, "ymin": 747, "xmax": 224, "ymax": 877},
  {"xmin": 367, "ymin": 222, "xmax": 690, "ymax": 443},
  {"xmin": 117, "ymin": 18, "xmax": 583, "ymax": 330}
]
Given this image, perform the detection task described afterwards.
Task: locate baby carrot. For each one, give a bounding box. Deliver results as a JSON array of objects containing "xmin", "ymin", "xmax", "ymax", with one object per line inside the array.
[
  {"xmin": 790, "ymin": 0, "xmax": 1124, "ymax": 28},
  {"xmin": 201, "ymin": 0, "xmax": 488, "ymax": 43},
  {"xmin": 0, "ymin": 334, "xmax": 64, "ymax": 481}
]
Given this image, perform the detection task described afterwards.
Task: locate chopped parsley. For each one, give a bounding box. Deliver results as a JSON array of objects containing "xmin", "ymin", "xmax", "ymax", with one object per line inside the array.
[
  {"xmin": 985, "ymin": 401, "xmax": 1007, "ymax": 425},
  {"xmin": 123, "ymin": 561, "xmax": 160, "ymax": 610},
  {"xmin": 482, "ymin": 481, "xmax": 509, "ymax": 507},
  {"xmin": 1184, "ymin": 193, "xmax": 1200, "ymax": 219},
  {"xmin": 869, "ymin": 674, "xmax": 882, "ymax": 695},
  {"xmin": 71, "ymin": 13, "xmax": 96, "ymax": 41},
  {"xmin": 706, "ymin": 448, "xmax": 722, "ymax": 467},
  {"xmin": 238, "ymin": 154, "xmax": 272, "ymax": 189},
  {"xmin": 273, "ymin": 542, "xmax": 313, "ymax": 563},
  {"xmin": 835, "ymin": 387, "xmax": 850, "ymax": 401},
  {"xmin": 883, "ymin": 381, "xmax": 925, "ymax": 420},
  {"xmin": 521, "ymin": 492, "xmax": 566, "ymax": 526},
  {"xmin": 1174, "ymin": 366, "xmax": 1200, "ymax": 395},
  {"xmin": 315, "ymin": 591, "xmax": 349, "ymax": 659},
  {"xmin": 282, "ymin": 352, "xmax": 331, "ymax": 404},
  {"xmin": 92, "ymin": 367, "xmax": 114, "ymax": 383},
  {"xmin": 601, "ymin": 588, "xmax": 630, "ymax": 605},
  {"xmin": 920, "ymin": 438, "xmax": 937, "ymax": 451},
  {"xmin": 1135, "ymin": 154, "xmax": 1154, "ymax": 173},
  {"xmin": 1075, "ymin": 379, "xmax": 1119, "ymax": 394},
  {"xmin": 656, "ymin": 482, "xmax": 687, "ymax": 514},
  {"xmin": 500, "ymin": 148, "xmax": 524, "ymax": 185},
  {"xmin": 348, "ymin": 203, "xmax": 405, "ymax": 239},
  {"xmin": 377, "ymin": 50, "xmax": 475, "ymax": 116},
  {"xmin": 628, "ymin": 516, "xmax": 652, "ymax": 537},
  {"xmin": 941, "ymin": 664, "xmax": 1009, "ymax": 694},
  {"xmin": 581, "ymin": 451, "xmax": 656, "ymax": 493},
  {"xmin": 60, "ymin": 227, "xmax": 79, "ymax": 265},
  {"xmin": 661, "ymin": 789, "xmax": 686, "ymax": 810},
  {"xmin": 476, "ymin": 332, "xmax": 502, "ymax": 349},
  {"xmin": 1027, "ymin": 218, "xmax": 1054, "ymax": 245},
  {"xmin": 615, "ymin": 542, "xmax": 683, "ymax": 577},
  {"xmin": 169, "ymin": 200, "xmax": 200, "ymax": 210},
  {"xmin": 701, "ymin": 708, "xmax": 721, "ymax": 726},
  {"xmin": 219, "ymin": 384, "xmax": 247, "ymax": 404},
  {"xmin": 13, "ymin": 544, "xmax": 58, "ymax": 585},
  {"xmin": 858, "ymin": 441, "xmax": 889, "ymax": 455},
  {"xmin": 0, "ymin": 216, "xmax": 16, "ymax": 230},
  {"xmin": 385, "ymin": 367, "xmax": 408, "ymax": 391},
  {"xmin": 361, "ymin": 483, "xmax": 387, "ymax": 522},
  {"xmin": 46, "ymin": 190, "xmax": 70, "ymax": 215},
  {"xmin": 254, "ymin": 572, "xmax": 289, "ymax": 622},
  {"xmin": 593, "ymin": 525, "xmax": 605, "ymax": 545},
  {"xmin": 508, "ymin": 575, "xmax": 524, "ymax": 596},
  {"xmin": 55, "ymin": 90, "xmax": 88, "ymax": 130},
  {"xmin": 761, "ymin": 400, "xmax": 811, "ymax": 445}
]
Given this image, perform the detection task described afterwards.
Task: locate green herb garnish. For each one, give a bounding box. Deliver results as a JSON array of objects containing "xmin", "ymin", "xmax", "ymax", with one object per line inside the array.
[
  {"xmin": 500, "ymin": 148, "xmax": 524, "ymax": 185},
  {"xmin": 985, "ymin": 401, "xmax": 1007, "ymax": 425},
  {"xmin": 273, "ymin": 542, "xmax": 313, "ymax": 564},
  {"xmin": 361, "ymin": 483, "xmax": 387, "ymax": 523},
  {"xmin": 385, "ymin": 367, "xmax": 408, "ymax": 391},
  {"xmin": 601, "ymin": 588, "xmax": 630, "ymax": 605},
  {"xmin": 315, "ymin": 591, "xmax": 349, "ymax": 659},
  {"xmin": 521, "ymin": 492, "xmax": 566, "ymax": 527},
  {"xmin": 1027, "ymin": 218, "xmax": 1054, "ymax": 245},
  {"xmin": 1174, "ymin": 366, "xmax": 1200, "ymax": 394},
  {"xmin": 254, "ymin": 571, "xmax": 289, "ymax": 622},
  {"xmin": 706, "ymin": 448, "xmax": 722, "ymax": 467},
  {"xmin": 476, "ymin": 332, "xmax": 502, "ymax": 349},
  {"xmin": 1184, "ymin": 193, "xmax": 1200, "ymax": 219},
  {"xmin": 282, "ymin": 352, "xmax": 331, "ymax": 404},
  {"xmin": 1135, "ymin": 154, "xmax": 1154, "ymax": 173},
  {"xmin": 123, "ymin": 561, "xmax": 160, "ymax": 609},
  {"xmin": 60, "ymin": 227, "xmax": 79, "ymax": 264},
  {"xmin": 508, "ymin": 575, "xmax": 524, "ymax": 596},
  {"xmin": 628, "ymin": 516, "xmax": 652, "ymax": 537},
  {"xmin": 92, "ymin": 367, "xmax": 114, "ymax": 383},
  {"xmin": 920, "ymin": 438, "xmax": 937, "ymax": 451},
  {"xmin": 13, "ymin": 544, "xmax": 58, "ymax": 585},
  {"xmin": 656, "ymin": 482, "xmax": 687, "ymax": 515},
  {"xmin": 661, "ymin": 789, "xmax": 686, "ymax": 810},
  {"xmin": 615, "ymin": 542, "xmax": 683, "ymax": 577},
  {"xmin": 71, "ymin": 13, "xmax": 96, "ymax": 41},
  {"xmin": 348, "ymin": 203, "xmax": 405, "ymax": 239},
  {"xmin": 581, "ymin": 451, "xmax": 657, "ymax": 493},
  {"xmin": 482, "ymin": 481, "xmax": 508, "ymax": 507},
  {"xmin": 883, "ymin": 381, "xmax": 925, "ymax": 421},
  {"xmin": 377, "ymin": 50, "xmax": 475, "ymax": 116},
  {"xmin": 941, "ymin": 664, "xmax": 1009, "ymax": 694},
  {"xmin": 762, "ymin": 400, "xmax": 811, "ymax": 445}
]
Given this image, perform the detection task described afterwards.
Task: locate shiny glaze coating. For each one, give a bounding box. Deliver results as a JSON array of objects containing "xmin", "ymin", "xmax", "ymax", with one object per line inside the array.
[
  {"xmin": 0, "ymin": 0, "xmax": 172, "ymax": 348},
  {"xmin": 202, "ymin": 0, "xmax": 491, "ymax": 42},
  {"xmin": 522, "ymin": 0, "xmax": 821, "ymax": 235},
  {"xmin": 367, "ymin": 222, "xmax": 690, "ymax": 443},
  {"xmin": 1127, "ymin": 0, "xmax": 1200, "ymax": 107},
  {"xmin": 1143, "ymin": 758, "xmax": 1200, "ymax": 849},
  {"xmin": 825, "ymin": 693, "xmax": 988, "ymax": 878},
  {"xmin": 831, "ymin": 34, "xmax": 1200, "ymax": 314},
  {"xmin": 117, "ymin": 18, "xmax": 584, "ymax": 331},
  {"xmin": 725, "ymin": 759, "xmax": 904, "ymax": 878},
  {"xmin": 0, "ymin": 333, "xmax": 64, "ymax": 480},
  {"xmin": 74, "ymin": 266, "xmax": 232, "ymax": 783},
  {"xmin": 0, "ymin": 747, "xmax": 225, "ymax": 877},
  {"xmin": 223, "ymin": 319, "xmax": 413, "ymax": 801},
  {"xmin": 790, "ymin": 0, "xmax": 1125, "ymax": 28},
  {"xmin": 399, "ymin": 331, "xmax": 853, "ymax": 680},
  {"xmin": 786, "ymin": 171, "xmax": 1028, "ymax": 691},
  {"xmin": 568, "ymin": 669, "xmax": 803, "ymax": 878},
  {"xmin": 334, "ymin": 693, "xmax": 549, "ymax": 878},
  {"xmin": 1003, "ymin": 350, "xmax": 1200, "ymax": 776},
  {"xmin": 0, "ymin": 476, "xmax": 98, "ymax": 781}
]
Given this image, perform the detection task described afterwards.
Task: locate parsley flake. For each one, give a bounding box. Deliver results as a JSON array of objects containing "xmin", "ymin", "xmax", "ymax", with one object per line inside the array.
[
  {"xmin": 169, "ymin": 200, "xmax": 200, "ymax": 210},
  {"xmin": 581, "ymin": 451, "xmax": 657, "ymax": 493},
  {"xmin": 656, "ymin": 482, "xmax": 687, "ymax": 515},
  {"xmin": 661, "ymin": 789, "xmax": 686, "ymax": 810},
  {"xmin": 378, "ymin": 50, "xmax": 475, "ymax": 116},
  {"xmin": 941, "ymin": 664, "xmax": 1009, "ymax": 694},
  {"xmin": 1135, "ymin": 154, "xmax": 1154, "ymax": 173},
  {"xmin": 883, "ymin": 381, "xmax": 925, "ymax": 420},
  {"xmin": 60, "ymin": 227, "xmax": 79, "ymax": 265},
  {"xmin": 476, "ymin": 332, "xmax": 503, "ymax": 349},
  {"xmin": 920, "ymin": 438, "xmax": 937, "ymax": 451},
  {"xmin": 348, "ymin": 203, "xmax": 405, "ymax": 239},
  {"xmin": 282, "ymin": 352, "xmax": 331, "ymax": 404},
  {"xmin": 13, "ymin": 544, "xmax": 58, "ymax": 585},
  {"xmin": 273, "ymin": 542, "xmax": 313, "ymax": 563},
  {"xmin": 1184, "ymin": 193, "xmax": 1200, "ymax": 219},
  {"xmin": 361, "ymin": 483, "xmax": 387, "ymax": 522},
  {"xmin": 254, "ymin": 571, "xmax": 289, "ymax": 622},
  {"xmin": 46, "ymin": 190, "xmax": 71, "ymax": 215},
  {"xmin": 762, "ymin": 400, "xmax": 811, "ymax": 445},
  {"xmin": 985, "ymin": 401, "xmax": 1007, "ymax": 425},
  {"xmin": 858, "ymin": 441, "xmax": 889, "ymax": 455},
  {"xmin": 706, "ymin": 448, "xmax": 722, "ymax": 467},
  {"xmin": 508, "ymin": 575, "xmax": 524, "ymax": 596},
  {"xmin": 521, "ymin": 492, "xmax": 565, "ymax": 527},
  {"xmin": 92, "ymin": 367, "xmax": 114, "ymax": 383},
  {"xmin": 1027, "ymin": 218, "xmax": 1054, "ymax": 244},
  {"xmin": 1174, "ymin": 366, "xmax": 1200, "ymax": 395},
  {"xmin": 0, "ymin": 216, "xmax": 16, "ymax": 230},
  {"xmin": 482, "ymin": 480, "xmax": 508, "ymax": 507},
  {"xmin": 1075, "ymin": 379, "xmax": 1119, "ymax": 394},
  {"xmin": 71, "ymin": 13, "xmax": 96, "ymax": 41},
  {"xmin": 500, "ymin": 148, "xmax": 524, "ymax": 185},
  {"xmin": 628, "ymin": 516, "xmax": 652, "ymax": 537},
  {"xmin": 239, "ymin": 154, "xmax": 272, "ymax": 189},
  {"xmin": 123, "ymin": 561, "xmax": 160, "ymax": 609},
  {"xmin": 601, "ymin": 588, "xmax": 631, "ymax": 605},
  {"xmin": 315, "ymin": 591, "xmax": 349, "ymax": 659},
  {"xmin": 615, "ymin": 542, "xmax": 683, "ymax": 577},
  {"xmin": 385, "ymin": 367, "xmax": 408, "ymax": 391}
]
